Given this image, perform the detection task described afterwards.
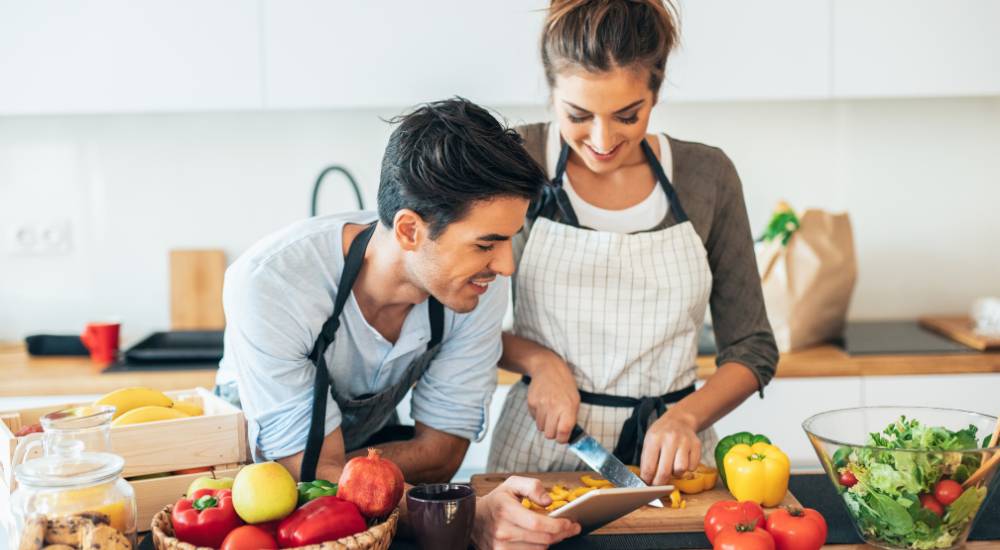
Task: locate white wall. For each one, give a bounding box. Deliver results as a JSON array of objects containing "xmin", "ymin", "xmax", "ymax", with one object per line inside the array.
[{"xmin": 2, "ymin": 97, "xmax": 1000, "ymax": 341}]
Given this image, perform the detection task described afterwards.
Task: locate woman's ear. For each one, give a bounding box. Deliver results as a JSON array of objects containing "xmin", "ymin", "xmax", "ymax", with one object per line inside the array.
[{"xmin": 393, "ymin": 209, "xmax": 428, "ymax": 251}]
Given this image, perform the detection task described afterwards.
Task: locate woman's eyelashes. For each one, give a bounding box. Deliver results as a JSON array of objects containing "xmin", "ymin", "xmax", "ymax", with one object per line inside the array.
[{"xmin": 565, "ymin": 112, "xmax": 640, "ymax": 125}]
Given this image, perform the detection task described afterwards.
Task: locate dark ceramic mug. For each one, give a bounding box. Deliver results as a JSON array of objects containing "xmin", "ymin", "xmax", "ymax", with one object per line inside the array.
[{"xmin": 406, "ymin": 483, "xmax": 476, "ymax": 549}]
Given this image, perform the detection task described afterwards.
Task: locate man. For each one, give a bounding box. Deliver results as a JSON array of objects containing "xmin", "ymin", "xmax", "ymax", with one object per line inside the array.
[{"xmin": 216, "ymin": 98, "xmax": 579, "ymax": 548}]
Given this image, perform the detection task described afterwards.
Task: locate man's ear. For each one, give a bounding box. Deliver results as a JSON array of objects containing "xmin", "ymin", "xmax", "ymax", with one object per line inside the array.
[{"xmin": 393, "ymin": 209, "xmax": 428, "ymax": 252}]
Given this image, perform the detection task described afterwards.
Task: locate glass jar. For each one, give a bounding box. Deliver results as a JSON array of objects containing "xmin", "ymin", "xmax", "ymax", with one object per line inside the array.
[
  {"xmin": 13, "ymin": 405, "xmax": 116, "ymax": 466},
  {"xmin": 9, "ymin": 440, "xmax": 137, "ymax": 549}
]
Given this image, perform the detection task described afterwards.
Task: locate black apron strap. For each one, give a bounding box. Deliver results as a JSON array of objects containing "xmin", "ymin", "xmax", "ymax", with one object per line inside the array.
[
  {"xmin": 640, "ymin": 138, "xmax": 689, "ymax": 224},
  {"xmin": 301, "ymin": 222, "xmax": 376, "ymax": 482},
  {"xmin": 520, "ymin": 376, "xmax": 695, "ymax": 466},
  {"xmin": 529, "ymin": 141, "xmax": 580, "ymax": 226},
  {"xmin": 532, "ymin": 138, "xmax": 689, "ymax": 228}
]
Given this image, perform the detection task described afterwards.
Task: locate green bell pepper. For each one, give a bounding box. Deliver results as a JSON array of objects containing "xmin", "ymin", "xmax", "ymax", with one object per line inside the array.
[
  {"xmin": 297, "ymin": 479, "xmax": 338, "ymax": 506},
  {"xmin": 715, "ymin": 431, "xmax": 772, "ymax": 489}
]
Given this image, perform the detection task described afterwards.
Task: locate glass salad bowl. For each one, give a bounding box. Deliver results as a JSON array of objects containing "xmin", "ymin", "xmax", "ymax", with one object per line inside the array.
[{"xmin": 803, "ymin": 407, "xmax": 999, "ymax": 550}]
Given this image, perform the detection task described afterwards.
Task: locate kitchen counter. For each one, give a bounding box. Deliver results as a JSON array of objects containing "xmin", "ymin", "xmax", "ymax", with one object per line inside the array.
[{"xmin": 2, "ymin": 341, "xmax": 999, "ymax": 397}]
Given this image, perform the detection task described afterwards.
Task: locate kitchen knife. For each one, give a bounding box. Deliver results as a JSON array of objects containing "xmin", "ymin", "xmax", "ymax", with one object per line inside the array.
[{"xmin": 567, "ymin": 425, "xmax": 664, "ymax": 507}]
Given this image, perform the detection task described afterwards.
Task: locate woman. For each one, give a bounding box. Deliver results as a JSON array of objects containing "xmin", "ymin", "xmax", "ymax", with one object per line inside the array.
[{"xmin": 488, "ymin": 0, "xmax": 779, "ymax": 487}]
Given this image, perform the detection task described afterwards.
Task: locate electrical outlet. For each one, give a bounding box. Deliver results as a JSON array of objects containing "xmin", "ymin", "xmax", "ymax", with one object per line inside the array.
[{"xmin": 5, "ymin": 219, "xmax": 73, "ymax": 256}]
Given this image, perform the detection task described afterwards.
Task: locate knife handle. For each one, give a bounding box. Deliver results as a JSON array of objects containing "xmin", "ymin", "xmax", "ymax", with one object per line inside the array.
[{"xmin": 569, "ymin": 424, "xmax": 584, "ymax": 443}]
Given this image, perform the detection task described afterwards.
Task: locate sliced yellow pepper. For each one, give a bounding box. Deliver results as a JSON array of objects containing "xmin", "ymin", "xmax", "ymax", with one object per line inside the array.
[
  {"xmin": 581, "ymin": 474, "xmax": 614, "ymax": 488},
  {"xmin": 673, "ymin": 471, "xmax": 708, "ymax": 494},
  {"xmin": 696, "ymin": 464, "xmax": 719, "ymax": 491},
  {"xmin": 546, "ymin": 499, "xmax": 568, "ymax": 511},
  {"xmin": 668, "ymin": 488, "xmax": 685, "ymax": 509},
  {"xmin": 567, "ymin": 486, "xmax": 594, "ymax": 501},
  {"xmin": 723, "ymin": 442, "xmax": 790, "ymax": 507}
]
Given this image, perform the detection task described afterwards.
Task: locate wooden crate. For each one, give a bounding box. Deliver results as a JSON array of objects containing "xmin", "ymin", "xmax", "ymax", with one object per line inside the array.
[
  {"xmin": 131, "ymin": 463, "xmax": 244, "ymax": 531},
  {"xmin": 0, "ymin": 387, "xmax": 248, "ymax": 489}
]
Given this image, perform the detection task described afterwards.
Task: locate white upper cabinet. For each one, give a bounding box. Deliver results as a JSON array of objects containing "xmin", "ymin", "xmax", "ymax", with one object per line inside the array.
[
  {"xmin": 833, "ymin": 0, "xmax": 1000, "ymax": 98},
  {"xmin": 0, "ymin": 1, "xmax": 262, "ymax": 115},
  {"xmin": 261, "ymin": 0, "xmax": 548, "ymax": 109},
  {"xmin": 664, "ymin": 0, "xmax": 832, "ymax": 102}
]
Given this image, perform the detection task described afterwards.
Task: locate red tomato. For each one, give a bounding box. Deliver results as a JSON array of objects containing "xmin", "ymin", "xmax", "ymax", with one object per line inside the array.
[
  {"xmin": 220, "ymin": 525, "xmax": 278, "ymax": 550},
  {"xmin": 933, "ymin": 479, "xmax": 963, "ymax": 506},
  {"xmin": 704, "ymin": 500, "xmax": 766, "ymax": 544},
  {"xmin": 764, "ymin": 507, "xmax": 828, "ymax": 550},
  {"xmin": 920, "ymin": 493, "xmax": 944, "ymax": 517},
  {"xmin": 714, "ymin": 524, "xmax": 775, "ymax": 550},
  {"xmin": 838, "ymin": 470, "xmax": 857, "ymax": 488}
]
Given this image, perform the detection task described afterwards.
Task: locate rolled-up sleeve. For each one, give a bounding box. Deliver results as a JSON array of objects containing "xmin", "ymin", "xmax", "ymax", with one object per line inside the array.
[
  {"xmin": 705, "ymin": 152, "xmax": 780, "ymax": 395},
  {"xmin": 409, "ymin": 277, "xmax": 506, "ymax": 442},
  {"xmin": 223, "ymin": 263, "xmax": 341, "ymax": 461}
]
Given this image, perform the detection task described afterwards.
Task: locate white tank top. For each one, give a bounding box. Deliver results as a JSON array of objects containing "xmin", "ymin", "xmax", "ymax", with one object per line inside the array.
[{"xmin": 545, "ymin": 123, "xmax": 672, "ymax": 234}]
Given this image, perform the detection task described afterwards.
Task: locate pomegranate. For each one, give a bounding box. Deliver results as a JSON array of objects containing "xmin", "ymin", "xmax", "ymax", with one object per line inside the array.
[{"xmin": 338, "ymin": 448, "xmax": 404, "ymax": 519}]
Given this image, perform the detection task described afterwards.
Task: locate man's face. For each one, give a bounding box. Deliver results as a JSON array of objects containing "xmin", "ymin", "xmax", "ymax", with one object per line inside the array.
[{"xmin": 406, "ymin": 196, "xmax": 529, "ymax": 313}]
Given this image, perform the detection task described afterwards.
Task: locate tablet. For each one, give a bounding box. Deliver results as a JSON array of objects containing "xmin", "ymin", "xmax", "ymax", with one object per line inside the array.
[{"xmin": 547, "ymin": 485, "xmax": 673, "ymax": 533}]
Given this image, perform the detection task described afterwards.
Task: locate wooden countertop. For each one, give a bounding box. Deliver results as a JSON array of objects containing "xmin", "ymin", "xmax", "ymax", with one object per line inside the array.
[{"xmin": 2, "ymin": 342, "xmax": 999, "ymax": 397}]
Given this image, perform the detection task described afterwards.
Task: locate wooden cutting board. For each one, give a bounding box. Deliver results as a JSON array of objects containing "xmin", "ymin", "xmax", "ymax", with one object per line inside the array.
[
  {"xmin": 170, "ymin": 249, "xmax": 226, "ymax": 330},
  {"xmin": 919, "ymin": 315, "xmax": 1000, "ymax": 351},
  {"xmin": 470, "ymin": 472, "xmax": 802, "ymax": 535}
]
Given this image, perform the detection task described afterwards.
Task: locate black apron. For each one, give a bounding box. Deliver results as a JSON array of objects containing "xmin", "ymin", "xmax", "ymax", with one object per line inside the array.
[
  {"xmin": 300, "ymin": 222, "xmax": 445, "ymax": 482},
  {"xmin": 524, "ymin": 139, "xmax": 697, "ymax": 467}
]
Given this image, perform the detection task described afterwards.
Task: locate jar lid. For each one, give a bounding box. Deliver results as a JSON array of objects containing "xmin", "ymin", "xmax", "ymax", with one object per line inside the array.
[{"xmin": 14, "ymin": 440, "xmax": 124, "ymax": 488}]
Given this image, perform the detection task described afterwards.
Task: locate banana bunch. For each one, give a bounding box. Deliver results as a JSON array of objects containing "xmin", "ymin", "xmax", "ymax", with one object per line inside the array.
[{"xmin": 93, "ymin": 387, "xmax": 204, "ymax": 427}]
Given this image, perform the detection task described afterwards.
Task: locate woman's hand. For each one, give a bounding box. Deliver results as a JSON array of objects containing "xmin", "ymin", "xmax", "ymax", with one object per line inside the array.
[
  {"xmin": 472, "ymin": 476, "xmax": 581, "ymax": 550},
  {"xmin": 525, "ymin": 356, "xmax": 580, "ymax": 443},
  {"xmin": 639, "ymin": 410, "xmax": 702, "ymax": 486}
]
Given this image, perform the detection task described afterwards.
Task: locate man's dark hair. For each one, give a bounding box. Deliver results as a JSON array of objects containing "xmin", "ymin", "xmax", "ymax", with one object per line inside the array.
[{"xmin": 377, "ymin": 97, "xmax": 546, "ymax": 237}]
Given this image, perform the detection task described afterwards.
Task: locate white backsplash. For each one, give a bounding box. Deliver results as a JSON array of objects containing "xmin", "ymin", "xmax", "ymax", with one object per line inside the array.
[{"xmin": 2, "ymin": 97, "xmax": 1000, "ymax": 341}]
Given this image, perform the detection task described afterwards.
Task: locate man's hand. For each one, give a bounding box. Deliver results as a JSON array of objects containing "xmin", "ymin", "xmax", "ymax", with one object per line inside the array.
[
  {"xmin": 525, "ymin": 356, "xmax": 580, "ymax": 444},
  {"xmin": 639, "ymin": 410, "xmax": 701, "ymax": 486},
  {"xmin": 472, "ymin": 476, "xmax": 580, "ymax": 550}
]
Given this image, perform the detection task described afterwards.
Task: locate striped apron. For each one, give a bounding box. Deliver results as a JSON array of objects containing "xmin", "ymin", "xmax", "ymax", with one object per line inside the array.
[{"xmin": 488, "ymin": 137, "xmax": 717, "ymax": 472}]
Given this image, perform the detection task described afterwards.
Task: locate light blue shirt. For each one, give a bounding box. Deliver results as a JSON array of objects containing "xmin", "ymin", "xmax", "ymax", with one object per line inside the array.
[{"xmin": 217, "ymin": 211, "xmax": 504, "ymax": 461}]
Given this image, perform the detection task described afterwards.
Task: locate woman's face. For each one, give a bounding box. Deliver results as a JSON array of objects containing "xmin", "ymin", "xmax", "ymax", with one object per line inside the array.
[{"xmin": 551, "ymin": 66, "xmax": 656, "ymax": 174}]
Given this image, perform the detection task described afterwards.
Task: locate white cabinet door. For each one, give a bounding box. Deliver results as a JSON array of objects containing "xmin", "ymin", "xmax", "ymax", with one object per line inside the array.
[
  {"xmin": 833, "ymin": 0, "xmax": 1000, "ymax": 98},
  {"xmin": 665, "ymin": 0, "xmax": 832, "ymax": 101},
  {"xmin": 0, "ymin": 1, "xmax": 262, "ymax": 115},
  {"xmin": 262, "ymin": 1, "xmax": 547, "ymax": 109},
  {"xmin": 712, "ymin": 377, "xmax": 863, "ymax": 471},
  {"xmin": 862, "ymin": 374, "xmax": 998, "ymax": 415}
]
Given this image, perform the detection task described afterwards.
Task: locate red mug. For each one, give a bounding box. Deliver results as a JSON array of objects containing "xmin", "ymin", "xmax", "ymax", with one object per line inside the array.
[{"xmin": 81, "ymin": 322, "xmax": 120, "ymax": 364}]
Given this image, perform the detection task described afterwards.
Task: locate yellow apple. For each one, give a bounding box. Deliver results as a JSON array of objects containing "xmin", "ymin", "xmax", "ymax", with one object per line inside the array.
[{"xmin": 232, "ymin": 462, "xmax": 297, "ymax": 523}]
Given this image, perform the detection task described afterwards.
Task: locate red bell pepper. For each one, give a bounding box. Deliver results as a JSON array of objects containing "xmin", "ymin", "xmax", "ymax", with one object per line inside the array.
[
  {"xmin": 277, "ymin": 496, "xmax": 366, "ymax": 547},
  {"xmin": 172, "ymin": 488, "xmax": 244, "ymax": 548}
]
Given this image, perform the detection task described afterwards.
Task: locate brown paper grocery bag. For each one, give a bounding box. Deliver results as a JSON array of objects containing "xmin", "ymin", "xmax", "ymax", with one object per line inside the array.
[{"xmin": 757, "ymin": 209, "xmax": 857, "ymax": 352}]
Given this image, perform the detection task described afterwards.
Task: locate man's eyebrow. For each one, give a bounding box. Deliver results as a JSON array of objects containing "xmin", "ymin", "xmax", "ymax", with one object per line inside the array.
[
  {"xmin": 562, "ymin": 99, "xmax": 645, "ymax": 115},
  {"xmin": 477, "ymin": 233, "xmax": 511, "ymax": 242}
]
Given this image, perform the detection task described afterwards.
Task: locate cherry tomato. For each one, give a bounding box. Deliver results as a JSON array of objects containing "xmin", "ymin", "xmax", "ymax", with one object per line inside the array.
[
  {"xmin": 704, "ymin": 500, "xmax": 766, "ymax": 544},
  {"xmin": 838, "ymin": 470, "xmax": 857, "ymax": 488},
  {"xmin": 933, "ymin": 479, "xmax": 963, "ymax": 506},
  {"xmin": 220, "ymin": 525, "xmax": 278, "ymax": 550},
  {"xmin": 714, "ymin": 523, "xmax": 775, "ymax": 550},
  {"xmin": 765, "ymin": 507, "xmax": 828, "ymax": 550},
  {"xmin": 920, "ymin": 493, "xmax": 944, "ymax": 517}
]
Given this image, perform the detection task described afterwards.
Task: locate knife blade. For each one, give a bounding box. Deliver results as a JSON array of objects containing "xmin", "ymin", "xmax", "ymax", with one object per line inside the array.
[{"xmin": 567, "ymin": 425, "xmax": 664, "ymax": 507}]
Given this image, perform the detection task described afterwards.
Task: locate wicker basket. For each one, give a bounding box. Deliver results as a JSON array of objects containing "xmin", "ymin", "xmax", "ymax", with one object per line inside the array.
[{"xmin": 151, "ymin": 505, "xmax": 399, "ymax": 550}]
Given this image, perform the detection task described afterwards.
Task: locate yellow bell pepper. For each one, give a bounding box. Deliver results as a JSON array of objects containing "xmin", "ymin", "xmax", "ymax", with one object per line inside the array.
[{"xmin": 722, "ymin": 442, "xmax": 790, "ymax": 507}]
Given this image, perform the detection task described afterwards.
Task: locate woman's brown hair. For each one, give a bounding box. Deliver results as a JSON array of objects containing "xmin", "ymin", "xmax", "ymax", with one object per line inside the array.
[{"xmin": 541, "ymin": 0, "xmax": 679, "ymax": 95}]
